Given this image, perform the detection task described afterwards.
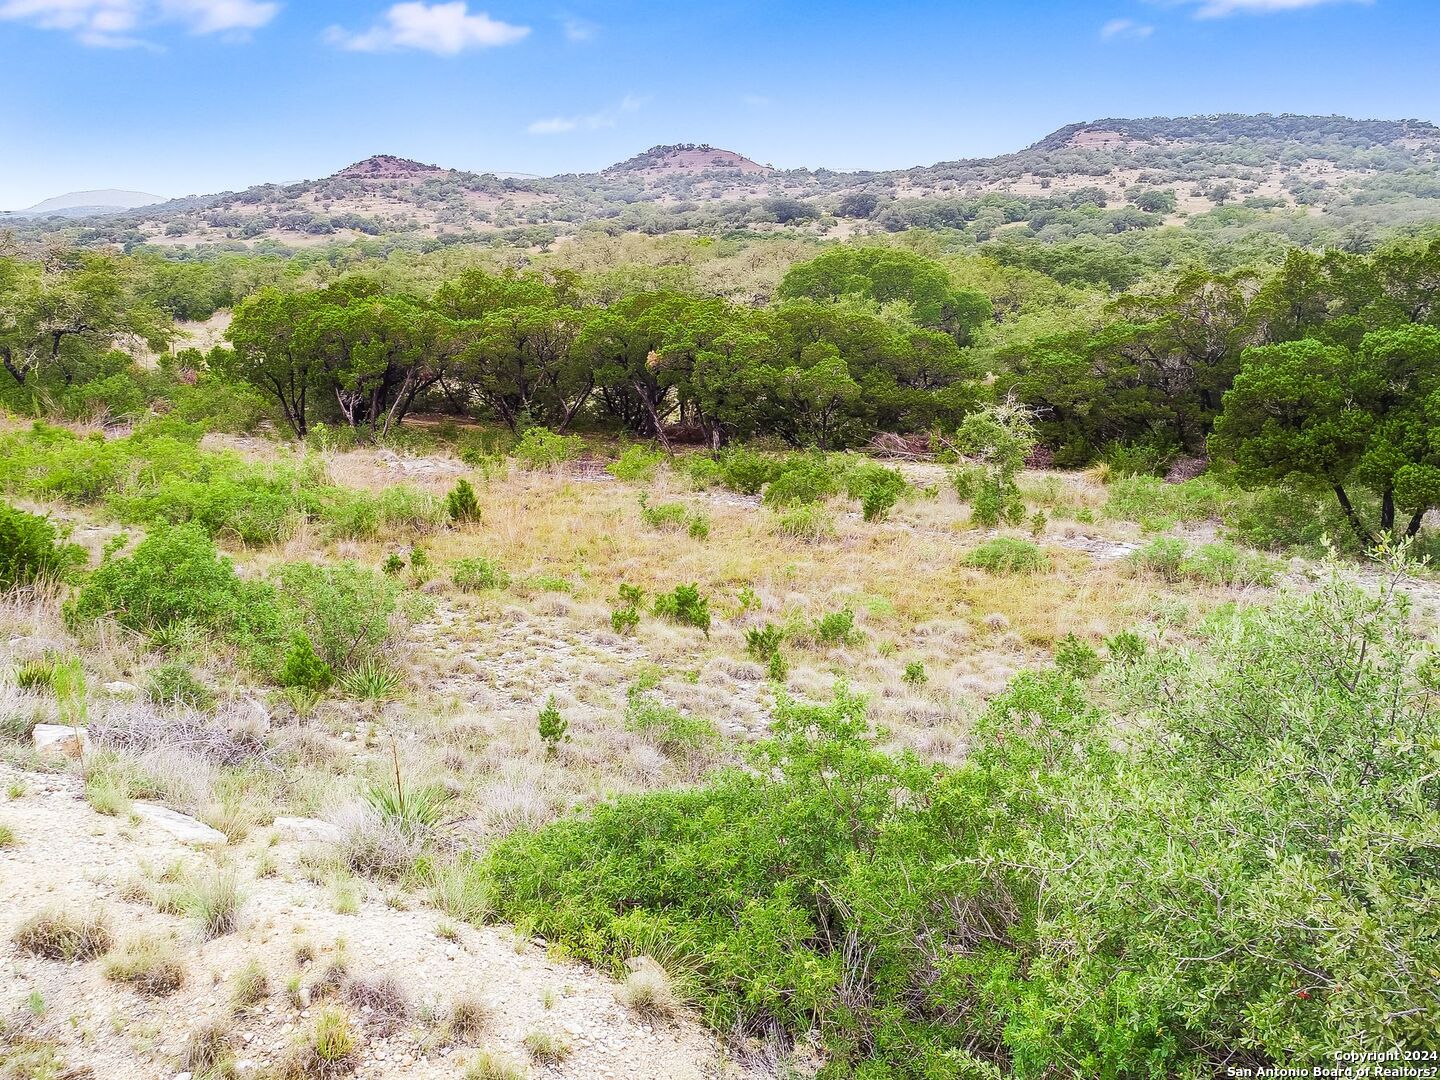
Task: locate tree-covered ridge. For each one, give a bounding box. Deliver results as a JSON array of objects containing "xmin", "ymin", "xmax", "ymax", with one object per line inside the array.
[
  {"xmin": 12, "ymin": 112, "xmax": 1440, "ymax": 254},
  {"xmin": 1028, "ymin": 113, "xmax": 1440, "ymax": 152}
]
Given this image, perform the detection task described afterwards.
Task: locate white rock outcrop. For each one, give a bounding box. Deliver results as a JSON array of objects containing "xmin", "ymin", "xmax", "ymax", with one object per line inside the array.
[
  {"xmin": 31, "ymin": 724, "xmax": 90, "ymax": 760},
  {"xmin": 132, "ymin": 802, "xmax": 227, "ymax": 845}
]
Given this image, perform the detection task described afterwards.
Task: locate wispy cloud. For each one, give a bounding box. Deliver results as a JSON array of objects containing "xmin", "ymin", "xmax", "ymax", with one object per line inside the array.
[
  {"xmin": 0, "ymin": 0, "xmax": 277, "ymax": 46},
  {"xmin": 1177, "ymin": 0, "xmax": 1371, "ymax": 16},
  {"xmin": 560, "ymin": 14, "xmax": 595, "ymax": 41},
  {"xmin": 327, "ymin": 1, "xmax": 529, "ymax": 55},
  {"xmin": 741, "ymin": 93, "xmax": 772, "ymax": 109},
  {"xmin": 1100, "ymin": 16, "xmax": 1154, "ymax": 39},
  {"xmin": 528, "ymin": 93, "xmax": 644, "ymax": 135}
]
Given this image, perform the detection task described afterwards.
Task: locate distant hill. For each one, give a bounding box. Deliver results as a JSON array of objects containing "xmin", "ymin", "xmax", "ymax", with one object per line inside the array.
[
  {"xmin": 605, "ymin": 144, "xmax": 773, "ymax": 176},
  {"xmin": 333, "ymin": 155, "xmax": 450, "ymax": 181},
  {"xmin": 13, "ymin": 113, "xmax": 1440, "ymax": 249},
  {"xmin": 8, "ymin": 189, "xmax": 166, "ymax": 218}
]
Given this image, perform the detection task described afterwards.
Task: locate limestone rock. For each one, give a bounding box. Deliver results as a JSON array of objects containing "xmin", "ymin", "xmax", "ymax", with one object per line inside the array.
[
  {"xmin": 32, "ymin": 724, "xmax": 90, "ymax": 760},
  {"xmin": 132, "ymin": 802, "xmax": 227, "ymax": 845},
  {"xmin": 273, "ymin": 816, "xmax": 341, "ymax": 844}
]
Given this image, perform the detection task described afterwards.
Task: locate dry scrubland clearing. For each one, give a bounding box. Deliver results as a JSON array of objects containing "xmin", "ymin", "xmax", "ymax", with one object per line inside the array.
[{"xmin": 2, "ymin": 428, "xmax": 1438, "ymax": 1079}]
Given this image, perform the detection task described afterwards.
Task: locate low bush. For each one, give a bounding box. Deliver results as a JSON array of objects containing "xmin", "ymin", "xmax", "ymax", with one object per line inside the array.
[
  {"xmin": 813, "ymin": 607, "xmax": 861, "ymax": 647},
  {"xmin": 446, "ymin": 479, "xmax": 482, "ymax": 524},
  {"xmin": 513, "ymin": 427, "xmax": 584, "ymax": 470},
  {"xmin": 273, "ymin": 561, "xmax": 399, "ymax": 674},
  {"xmin": 653, "ymin": 584, "xmax": 711, "ymax": 635},
  {"xmin": 762, "ymin": 455, "xmax": 841, "ymax": 507},
  {"xmin": 624, "ymin": 691, "xmax": 720, "ymax": 761},
  {"xmin": 486, "ymin": 562, "xmax": 1439, "ymax": 1075},
  {"xmin": 146, "ymin": 662, "xmax": 214, "ymax": 710},
  {"xmin": 1130, "ymin": 537, "xmax": 1279, "ymax": 587},
  {"xmin": 537, "ymin": 696, "xmax": 570, "ymax": 754},
  {"xmin": 0, "ymin": 502, "xmax": 85, "ymax": 591},
  {"xmin": 452, "ymin": 557, "xmax": 509, "ymax": 592},
  {"xmin": 637, "ymin": 496, "xmax": 709, "ymax": 540},
  {"xmin": 1103, "ymin": 474, "xmax": 1233, "ymax": 530},
  {"xmin": 963, "ymin": 537, "xmax": 1049, "ymax": 575},
  {"xmin": 845, "ymin": 462, "xmax": 908, "ymax": 522},
  {"xmin": 610, "ymin": 444, "xmax": 667, "ymax": 484},
  {"xmin": 66, "ymin": 525, "xmax": 285, "ymax": 658},
  {"xmin": 772, "ymin": 504, "xmax": 835, "ymax": 542}
]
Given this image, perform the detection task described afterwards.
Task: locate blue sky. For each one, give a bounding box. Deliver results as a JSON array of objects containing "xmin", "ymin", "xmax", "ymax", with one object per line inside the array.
[{"xmin": 2, "ymin": 0, "xmax": 1438, "ymax": 209}]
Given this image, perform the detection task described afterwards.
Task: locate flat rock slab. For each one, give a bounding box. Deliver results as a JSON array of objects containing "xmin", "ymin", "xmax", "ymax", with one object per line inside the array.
[
  {"xmin": 31, "ymin": 724, "xmax": 90, "ymax": 760},
  {"xmin": 132, "ymin": 802, "xmax": 227, "ymax": 845},
  {"xmin": 272, "ymin": 816, "xmax": 341, "ymax": 844}
]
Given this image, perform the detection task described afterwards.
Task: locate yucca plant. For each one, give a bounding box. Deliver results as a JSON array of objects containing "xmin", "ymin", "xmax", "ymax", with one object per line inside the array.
[{"xmin": 338, "ymin": 658, "xmax": 404, "ymax": 702}]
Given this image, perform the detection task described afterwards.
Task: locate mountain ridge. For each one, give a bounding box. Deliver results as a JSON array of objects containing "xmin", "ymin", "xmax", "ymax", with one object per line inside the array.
[{"xmin": 10, "ymin": 113, "xmax": 1439, "ymax": 246}]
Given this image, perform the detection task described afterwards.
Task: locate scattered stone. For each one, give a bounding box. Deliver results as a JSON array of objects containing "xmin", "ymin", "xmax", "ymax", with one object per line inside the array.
[
  {"xmin": 132, "ymin": 802, "xmax": 227, "ymax": 845},
  {"xmin": 31, "ymin": 724, "xmax": 90, "ymax": 760},
  {"xmin": 104, "ymin": 681, "xmax": 140, "ymax": 696}
]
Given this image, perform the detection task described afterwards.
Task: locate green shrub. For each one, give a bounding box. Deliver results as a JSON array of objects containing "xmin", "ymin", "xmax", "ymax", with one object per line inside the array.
[
  {"xmin": 813, "ymin": 608, "xmax": 860, "ymax": 647},
  {"xmin": 762, "ymin": 455, "xmax": 840, "ymax": 507},
  {"xmin": 624, "ymin": 691, "xmax": 720, "ymax": 760},
  {"xmin": 273, "ymin": 561, "xmax": 398, "ymax": 673},
  {"xmin": 610, "ymin": 445, "xmax": 667, "ymax": 484},
  {"xmin": 146, "ymin": 662, "xmax": 214, "ymax": 710},
  {"xmin": 653, "ymin": 584, "xmax": 711, "ymax": 635},
  {"xmin": 638, "ymin": 498, "xmax": 687, "ymax": 530},
  {"xmin": 1100, "ymin": 436, "xmax": 1179, "ymax": 477},
  {"xmin": 963, "ymin": 537, "xmax": 1048, "ymax": 575},
  {"xmin": 0, "ymin": 503, "xmax": 85, "ymax": 591},
  {"xmin": 772, "ymin": 504, "xmax": 836, "ymax": 542},
  {"xmin": 279, "ymin": 635, "xmax": 333, "ymax": 693},
  {"xmin": 513, "ymin": 428, "xmax": 583, "ymax": 470},
  {"xmin": 1103, "ymin": 474, "xmax": 1232, "ymax": 530},
  {"xmin": 744, "ymin": 624, "xmax": 785, "ymax": 664},
  {"xmin": 452, "ymin": 557, "xmax": 509, "ymax": 592},
  {"xmin": 486, "ymin": 562, "xmax": 1440, "ymax": 1074},
  {"xmin": 715, "ymin": 448, "xmax": 779, "ymax": 494},
  {"xmin": 902, "ymin": 660, "xmax": 927, "ymax": 686},
  {"xmin": 637, "ymin": 496, "xmax": 709, "ymax": 540},
  {"xmin": 846, "ymin": 463, "xmax": 908, "ymax": 522},
  {"xmin": 446, "ymin": 479, "xmax": 482, "ymax": 524},
  {"xmin": 611, "ymin": 583, "xmax": 644, "ymax": 635},
  {"xmin": 1054, "ymin": 633, "xmax": 1102, "ymax": 679},
  {"xmin": 1130, "ymin": 537, "xmax": 1278, "ymax": 587},
  {"xmin": 537, "ymin": 696, "xmax": 569, "ymax": 754},
  {"xmin": 66, "ymin": 525, "xmax": 284, "ymax": 657}
]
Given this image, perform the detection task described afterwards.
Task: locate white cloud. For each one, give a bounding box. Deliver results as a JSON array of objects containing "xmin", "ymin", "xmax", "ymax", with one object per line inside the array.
[
  {"xmin": 1178, "ymin": 0, "xmax": 1371, "ymax": 16},
  {"xmin": 560, "ymin": 15, "xmax": 595, "ymax": 42},
  {"xmin": 1100, "ymin": 16, "xmax": 1154, "ymax": 39},
  {"xmin": 528, "ymin": 93, "xmax": 644, "ymax": 135},
  {"xmin": 741, "ymin": 93, "xmax": 772, "ymax": 108},
  {"xmin": 0, "ymin": 0, "xmax": 277, "ymax": 45},
  {"xmin": 327, "ymin": 2, "xmax": 528, "ymax": 55}
]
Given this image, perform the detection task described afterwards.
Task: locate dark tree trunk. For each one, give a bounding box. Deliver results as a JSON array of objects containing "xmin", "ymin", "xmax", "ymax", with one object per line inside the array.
[{"xmin": 1333, "ymin": 485, "xmax": 1377, "ymax": 548}]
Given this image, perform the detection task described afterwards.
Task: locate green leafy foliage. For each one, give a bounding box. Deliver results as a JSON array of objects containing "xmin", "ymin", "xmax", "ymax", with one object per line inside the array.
[
  {"xmin": 652, "ymin": 584, "xmax": 711, "ymax": 635},
  {"xmin": 487, "ymin": 559, "xmax": 1440, "ymax": 1075},
  {"xmin": 963, "ymin": 537, "xmax": 1049, "ymax": 575},
  {"xmin": 446, "ymin": 479, "xmax": 482, "ymax": 524},
  {"xmin": 0, "ymin": 502, "xmax": 84, "ymax": 592},
  {"xmin": 513, "ymin": 427, "xmax": 584, "ymax": 470},
  {"xmin": 537, "ymin": 696, "xmax": 570, "ymax": 754},
  {"xmin": 1130, "ymin": 536, "xmax": 1279, "ymax": 587},
  {"xmin": 452, "ymin": 557, "xmax": 509, "ymax": 592}
]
